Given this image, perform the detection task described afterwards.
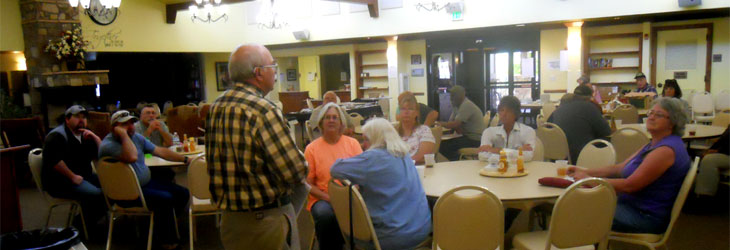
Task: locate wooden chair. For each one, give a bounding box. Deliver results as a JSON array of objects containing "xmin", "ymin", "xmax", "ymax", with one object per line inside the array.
[
  {"xmin": 27, "ymin": 148, "xmax": 89, "ymax": 239},
  {"xmin": 187, "ymin": 155, "xmax": 221, "ymax": 250},
  {"xmin": 609, "ymin": 157, "xmax": 700, "ymax": 250},
  {"xmin": 87, "ymin": 111, "xmax": 112, "ymax": 139},
  {"xmin": 536, "ymin": 123, "xmax": 570, "ymax": 163},
  {"xmin": 328, "ymin": 179, "xmax": 382, "ymax": 250},
  {"xmin": 612, "ymin": 104, "xmax": 639, "ymax": 124},
  {"xmin": 432, "ymin": 186, "xmax": 504, "ymax": 250},
  {"xmin": 576, "ymin": 139, "xmax": 616, "ymax": 169},
  {"xmin": 513, "ymin": 178, "xmax": 617, "ymax": 250},
  {"xmin": 611, "ymin": 127, "xmax": 650, "ymax": 163}
]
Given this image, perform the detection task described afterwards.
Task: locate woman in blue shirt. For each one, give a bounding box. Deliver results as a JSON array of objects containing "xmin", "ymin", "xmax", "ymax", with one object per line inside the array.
[{"xmin": 331, "ymin": 118, "xmax": 432, "ymax": 250}]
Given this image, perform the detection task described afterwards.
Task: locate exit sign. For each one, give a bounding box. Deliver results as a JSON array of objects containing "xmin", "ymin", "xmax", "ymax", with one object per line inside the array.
[{"xmin": 452, "ymin": 11, "xmax": 463, "ymax": 21}]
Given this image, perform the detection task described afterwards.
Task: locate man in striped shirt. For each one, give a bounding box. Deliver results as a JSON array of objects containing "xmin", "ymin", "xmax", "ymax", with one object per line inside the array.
[{"xmin": 205, "ymin": 44, "xmax": 308, "ymax": 250}]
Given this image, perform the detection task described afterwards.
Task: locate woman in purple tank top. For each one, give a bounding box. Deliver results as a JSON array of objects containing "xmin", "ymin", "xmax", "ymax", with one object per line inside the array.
[{"xmin": 568, "ymin": 97, "xmax": 691, "ymax": 233}]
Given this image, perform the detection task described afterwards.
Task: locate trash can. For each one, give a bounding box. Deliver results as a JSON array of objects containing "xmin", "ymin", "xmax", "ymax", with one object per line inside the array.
[{"xmin": 0, "ymin": 227, "xmax": 80, "ymax": 250}]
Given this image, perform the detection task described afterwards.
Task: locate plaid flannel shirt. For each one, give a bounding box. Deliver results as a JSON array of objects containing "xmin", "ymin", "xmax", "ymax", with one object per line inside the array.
[{"xmin": 205, "ymin": 83, "xmax": 307, "ymax": 211}]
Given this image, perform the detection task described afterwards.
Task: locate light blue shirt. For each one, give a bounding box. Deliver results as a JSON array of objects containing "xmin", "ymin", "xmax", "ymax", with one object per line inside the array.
[
  {"xmin": 331, "ymin": 148, "xmax": 432, "ymax": 250},
  {"xmin": 99, "ymin": 133, "xmax": 155, "ymax": 186}
]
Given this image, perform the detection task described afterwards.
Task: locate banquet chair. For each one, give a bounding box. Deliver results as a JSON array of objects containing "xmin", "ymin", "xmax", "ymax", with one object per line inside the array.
[
  {"xmin": 532, "ymin": 137, "xmax": 544, "ymax": 162},
  {"xmin": 458, "ymin": 148, "xmax": 479, "ymax": 160},
  {"xmin": 328, "ymin": 179, "xmax": 382, "ymax": 250},
  {"xmin": 166, "ymin": 105, "xmax": 203, "ymax": 137},
  {"xmin": 304, "ymin": 120, "xmax": 315, "ymax": 143},
  {"xmin": 489, "ymin": 114, "xmax": 501, "ymax": 127},
  {"xmin": 536, "ymin": 123, "xmax": 570, "ymax": 163},
  {"xmin": 513, "ymin": 178, "xmax": 616, "ymax": 250},
  {"xmin": 611, "ymin": 127, "xmax": 649, "ymax": 163},
  {"xmin": 432, "ymin": 186, "xmax": 504, "ymax": 250},
  {"xmin": 536, "ymin": 114, "xmax": 546, "ymax": 127},
  {"xmin": 609, "ymin": 157, "xmax": 700, "ymax": 250},
  {"xmin": 187, "ymin": 155, "xmax": 221, "ymax": 250},
  {"xmin": 576, "ymin": 139, "xmax": 615, "ymax": 169},
  {"xmin": 87, "ymin": 111, "xmax": 112, "ymax": 139},
  {"xmin": 97, "ymin": 156, "xmax": 169, "ymax": 250},
  {"xmin": 715, "ymin": 90, "xmax": 730, "ymax": 112},
  {"xmin": 690, "ymin": 113, "xmax": 730, "ymax": 151},
  {"xmin": 542, "ymin": 102, "xmax": 557, "ymax": 120},
  {"xmin": 612, "ymin": 104, "xmax": 639, "ymax": 124},
  {"xmin": 349, "ymin": 113, "xmax": 365, "ymax": 134},
  {"xmin": 28, "ymin": 148, "xmax": 89, "ymax": 239},
  {"xmin": 683, "ymin": 89, "xmax": 696, "ymax": 108},
  {"xmin": 162, "ymin": 101, "xmax": 174, "ymax": 116},
  {"xmin": 483, "ymin": 111, "xmax": 492, "ymax": 128},
  {"xmin": 692, "ymin": 91, "xmax": 715, "ymax": 123},
  {"xmin": 298, "ymin": 208, "xmax": 316, "ymax": 250},
  {"xmin": 711, "ymin": 112, "xmax": 730, "ymax": 128},
  {"xmin": 430, "ymin": 125, "xmax": 443, "ymax": 156}
]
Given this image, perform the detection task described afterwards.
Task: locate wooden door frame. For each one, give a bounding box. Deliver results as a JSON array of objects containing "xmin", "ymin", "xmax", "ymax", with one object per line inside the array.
[{"xmin": 651, "ymin": 23, "xmax": 713, "ymax": 92}]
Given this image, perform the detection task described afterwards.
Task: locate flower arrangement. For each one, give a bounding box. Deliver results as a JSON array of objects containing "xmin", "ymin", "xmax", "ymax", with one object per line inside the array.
[{"xmin": 45, "ymin": 25, "xmax": 88, "ymax": 69}]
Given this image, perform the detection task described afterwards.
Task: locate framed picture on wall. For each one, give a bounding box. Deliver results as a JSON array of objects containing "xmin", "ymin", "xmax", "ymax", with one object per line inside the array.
[
  {"xmin": 287, "ymin": 69, "xmax": 297, "ymax": 81},
  {"xmin": 215, "ymin": 62, "xmax": 231, "ymax": 91},
  {"xmin": 411, "ymin": 55, "xmax": 422, "ymax": 65}
]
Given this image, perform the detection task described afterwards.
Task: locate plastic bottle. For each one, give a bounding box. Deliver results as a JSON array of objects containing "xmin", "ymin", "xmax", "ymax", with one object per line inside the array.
[
  {"xmin": 172, "ymin": 132, "xmax": 181, "ymax": 145},
  {"xmin": 498, "ymin": 150, "xmax": 508, "ymax": 173},
  {"xmin": 182, "ymin": 134, "xmax": 189, "ymax": 152},
  {"xmin": 517, "ymin": 147, "xmax": 525, "ymax": 173}
]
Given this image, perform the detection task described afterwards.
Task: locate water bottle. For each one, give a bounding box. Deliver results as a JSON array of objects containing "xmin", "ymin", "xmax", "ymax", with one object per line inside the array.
[{"xmin": 172, "ymin": 132, "xmax": 181, "ymax": 146}]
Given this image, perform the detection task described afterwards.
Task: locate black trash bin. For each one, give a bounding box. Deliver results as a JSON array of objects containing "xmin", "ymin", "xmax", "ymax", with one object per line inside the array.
[{"xmin": 0, "ymin": 227, "xmax": 80, "ymax": 250}]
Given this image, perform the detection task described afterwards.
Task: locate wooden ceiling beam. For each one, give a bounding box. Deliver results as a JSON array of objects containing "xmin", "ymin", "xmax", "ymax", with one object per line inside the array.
[
  {"xmin": 322, "ymin": 0, "xmax": 378, "ymax": 18},
  {"xmin": 165, "ymin": 0, "xmax": 253, "ymax": 24}
]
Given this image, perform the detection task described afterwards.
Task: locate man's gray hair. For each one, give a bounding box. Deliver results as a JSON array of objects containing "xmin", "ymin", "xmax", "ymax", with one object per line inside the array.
[
  {"xmin": 652, "ymin": 97, "xmax": 690, "ymax": 137},
  {"xmin": 228, "ymin": 44, "xmax": 266, "ymax": 83},
  {"xmin": 362, "ymin": 118, "xmax": 410, "ymax": 158}
]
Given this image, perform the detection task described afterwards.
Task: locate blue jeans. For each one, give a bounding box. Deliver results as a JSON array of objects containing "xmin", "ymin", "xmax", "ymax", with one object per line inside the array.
[
  {"xmin": 612, "ymin": 202, "xmax": 667, "ymax": 234},
  {"xmin": 311, "ymin": 200, "xmax": 344, "ymax": 250},
  {"xmin": 115, "ymin": 179, "xmax": 189, "ymax": 244},
  {"xmin": 48, "ymin": 175, "xmax": 106, "ymax": 222}
]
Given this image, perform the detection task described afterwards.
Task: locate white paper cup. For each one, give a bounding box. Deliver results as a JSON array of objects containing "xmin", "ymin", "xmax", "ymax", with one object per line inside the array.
[
  {"xmin": 416, "ymin": 165, "xmax": 426, "ymax": 181},
  {"xmin": 614, "ymin": 119, "xmax": 623, "ymax": 127},
  {"xmin": 556, "ymin": 160, "xmax": 569, "ymax": 177},
  {"xmin": 424, "ymin": 154, "xmax": 435, "ymax": 167}
]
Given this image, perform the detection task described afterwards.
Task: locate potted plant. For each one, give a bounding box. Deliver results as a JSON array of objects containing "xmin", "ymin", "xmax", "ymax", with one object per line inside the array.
[{"xmin": 45, "ymin": 25, "xmax": 88, "ymax": 71}]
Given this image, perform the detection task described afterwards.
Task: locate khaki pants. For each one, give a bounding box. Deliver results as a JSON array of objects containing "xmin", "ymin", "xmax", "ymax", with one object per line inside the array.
[
  {"xmin": 695, "ymin": 153, "xmax": 730, "ymax": 196},
  {"xmin": 221, "ymin": 203, "xmax": 296, "ymax": 250}
]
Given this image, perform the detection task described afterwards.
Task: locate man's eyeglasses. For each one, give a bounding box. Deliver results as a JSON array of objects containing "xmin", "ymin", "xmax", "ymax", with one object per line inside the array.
[
  {"xmin": 256, "ymin": 63, "xmax": 278, "ymax": 73},
  {"xmin": 647, "ymin": 110, "xmax": 669, "ymax": 119}
]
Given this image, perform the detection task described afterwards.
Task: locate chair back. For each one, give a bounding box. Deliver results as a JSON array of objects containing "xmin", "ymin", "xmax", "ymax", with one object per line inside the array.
[
  {"xmin": 304, "ymin": 120, "xmax": 315, "ymax": 141},
  {"xmin": 692, "ymin": 91, "xmax": 714, "ymax": 114},
  {"xmin": 0, "ymin": 116, "xmax": 45, "ymax": 148},
  {"xmin": 187, "ymin": 155, "xmax": 212, "ymax": 200},
  {"xmin": 542, "ymin": 102, "xmax": 557, "ymax": 119},
  {"xmin": 483, "ymin": 111, "xmax": 491, "ymax": 128},
  {"xmin": 715, "ymin": 91, "xmax": 730, "ymax": 112},
  {"xmin": 489, "ymin": 114, "xmax": 500, "ymax": 127},
  {"xmin": 28, "ymin": 148, "xmax": 44, "ymax": 193},
  {"xmin": 431, "ymin": 125, "xmax": 443, "ymax": 154},
  {"xmin": 198, "ymin": 103, "xmax": 211, "ymax": 120},
  {"xmin": 612, "ymin": 104, "xmax": 639, "ymax": 124},
  {"xmin": 298, "ymin": 209, "xmax": 316, "ymax": 250},
  {"xmin": 533, "ymin": 137, "xmax": 544, "ymax": 162},
  {"xmin": 349, "ymin": 112, "xmax": 364, "ymax": 130},
  {"xmin": 548, "ymin": 178, "xmax": 616, "ymax": 249},
  {"xmin": 328, "ymin": 179, "xmax": 381, "ymax": 250},
  {"xmin": 536, "ymin": 123, "xmax": 570, "ymax": 162},
  {"xmin": 654, "ymin": 157, "xmax": 699, "ymax": 245},
  {"xmin": 96, "ymin": 157, "xmax": 148, "ymax": 210},
  {"xmin": 306, "ymin": 99, "xmax": 314, "ymax": 109},
  {"xmin": 432, "ymin": 186, "xmax": 504, "ymax": 250},
  {"xmin": 87, "ymin": 111, "xmax": 112, "ymax": 139},
  {"xmin": 166, "ymin": 105, "xmax": 203, "ymax": 137},
  {"xmin": 682, "ymin": 89, "xmax": 696, "ymax": 105},
  {"xmin": 711, "ymin": 112, "xmax": 730, "ymax": 128},
  {"xmin": 536, "ymin": 114, "xmax": 546, "ymax": 127},
  {"xmin": 576, "ymin": 139, "xmax": 615, "ymax": 169},
  {"xmin": 163, "ymin": 101, "xmax": 174, "ymax": 115},
  {"xmin": 611, "ymin": 127, "xmax": 650, "ymax": 163}
]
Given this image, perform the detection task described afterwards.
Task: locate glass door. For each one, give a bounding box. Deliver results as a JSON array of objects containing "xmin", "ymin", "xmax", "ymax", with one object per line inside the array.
[{"xmin": 487, "ymin": 50, "xmax": 539, "ymax": 111}]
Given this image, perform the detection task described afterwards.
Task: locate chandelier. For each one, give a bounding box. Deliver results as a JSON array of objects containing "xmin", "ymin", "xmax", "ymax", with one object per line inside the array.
[
  {"xmin": 68, "ymin": 0, "xmax": 120, "ymax": 16},
  {"xmin": 414, "ymin": 1, "xmax": 450, "ymax": 12},
  {"xmin": 189, "ymin": 0, "xmax": 228, "ymax": 23},
  {"xmin": 256, "ymin": 0, "xmax": 288, "ymax": 29}
]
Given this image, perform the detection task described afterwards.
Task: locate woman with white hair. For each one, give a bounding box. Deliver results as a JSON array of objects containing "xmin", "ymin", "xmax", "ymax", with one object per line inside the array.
[
  {"xmin": 331, "ymin": 118, "xmax": 432, "ymax": 250},
  {"xmin": 304, "ymin": 102, "xmax": 362, "ymax": 250},
  {"xmin": 569, "ymin": 97, "xmax": 691, "ymax": 234}
]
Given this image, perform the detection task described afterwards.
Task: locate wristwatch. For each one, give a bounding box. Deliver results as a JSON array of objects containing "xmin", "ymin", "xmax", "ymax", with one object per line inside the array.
[{"xmin": 184, "ymin": 156, "xmax": 189, "ymax": 164}]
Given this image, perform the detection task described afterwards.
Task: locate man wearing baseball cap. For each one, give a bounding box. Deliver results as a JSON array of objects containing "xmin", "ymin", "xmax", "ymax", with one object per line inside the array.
[
  {"xmin": 42, "ymin": 105, "xmax": 106, "ymax": 226},
  {"xmin": 633, "ymin": 72, "xmax": 657, "ymax": 93},
  {"xmin": 99, "ymin": 110, "xmax": 190, "ymax": 249}
]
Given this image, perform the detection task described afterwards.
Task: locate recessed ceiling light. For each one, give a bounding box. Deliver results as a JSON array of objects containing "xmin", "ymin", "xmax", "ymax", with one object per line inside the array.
[
  {"xmin": 572, "ymin": 21, "xmax": 583, "ymax": 27},
  {"xmin": 614, "ymin": 17, "xmax": 620, "ymax": 20},
  {"xmin": 516, "ymin": 24, "xmax": 526, "ymax": 27}
]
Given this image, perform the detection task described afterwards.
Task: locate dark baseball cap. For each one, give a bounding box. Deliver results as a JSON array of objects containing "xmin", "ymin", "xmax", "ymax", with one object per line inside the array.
[
  {"xmin": 634, "ymin": 72, "xmax": 646, "ymax": 79},
  {"xmin": 65, "ymin": 105, "xmax": 88, "ymax": 116}
]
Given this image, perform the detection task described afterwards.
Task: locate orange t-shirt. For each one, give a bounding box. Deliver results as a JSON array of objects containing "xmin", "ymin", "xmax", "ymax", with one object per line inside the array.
[{"xmin": 304, "ymin": 135, "xmax": 362, "ymax": 210}]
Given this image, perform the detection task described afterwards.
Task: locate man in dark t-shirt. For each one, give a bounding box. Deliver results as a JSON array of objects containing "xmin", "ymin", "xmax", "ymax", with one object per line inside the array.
[{"xmin": 41, "ymin": 105, "xmax": 105, "ymax": 220}]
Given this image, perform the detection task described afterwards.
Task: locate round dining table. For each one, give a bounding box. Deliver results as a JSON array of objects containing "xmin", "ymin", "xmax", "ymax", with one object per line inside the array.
[
  {"xmin": 617, "ymin": 123, "xmax": 725, "ymax": 140},
  {"xmin": 422, "ymin": 160, "xmax": 566, "ymax": 202},
  {"xmin": 145, "ymin": 147, "xmax": 204, "ymax": 167}
]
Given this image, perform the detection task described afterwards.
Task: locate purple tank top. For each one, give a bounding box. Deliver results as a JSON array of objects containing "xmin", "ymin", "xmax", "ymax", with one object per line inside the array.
[{"xmin": 618, "ymin": 135, "xmax": 690, "ymax": 221}]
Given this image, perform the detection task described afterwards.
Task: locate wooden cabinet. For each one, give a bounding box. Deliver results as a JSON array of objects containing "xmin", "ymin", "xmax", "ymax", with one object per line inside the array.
[
  {"xmin": 334, "ymin": 90, "xmax": 351, "ymax": 103},
  {"xmin": 583, "ymin": 33, "xmax": 643, "ymax": 89},
  {"xmin": 279, "ymin": 91, "xmax": 310, "ymax": 113},
  {"xmin": 355, "ymin": 50, "xmax": 389, "ymax": 98}
]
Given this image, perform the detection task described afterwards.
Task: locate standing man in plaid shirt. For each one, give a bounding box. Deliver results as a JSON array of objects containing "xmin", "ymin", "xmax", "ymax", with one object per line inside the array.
[{"xmin": 205, "ymin": 44, "xmax": 308, "ymax": 250}]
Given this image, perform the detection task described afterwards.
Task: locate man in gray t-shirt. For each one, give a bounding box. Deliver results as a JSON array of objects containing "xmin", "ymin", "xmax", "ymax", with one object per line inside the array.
[
  {"xmin": 439, "ymin": 86, "xmax": 485, "ymax": 161},
  {"xmin": 134, "ymin": 104, "xmax": 173, "ymax": 147}
]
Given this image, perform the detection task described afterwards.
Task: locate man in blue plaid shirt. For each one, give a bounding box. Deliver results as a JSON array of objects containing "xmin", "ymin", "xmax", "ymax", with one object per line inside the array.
[{"xmin": 205, "ymin": 44, "xmax": 308, "ymax": 250}]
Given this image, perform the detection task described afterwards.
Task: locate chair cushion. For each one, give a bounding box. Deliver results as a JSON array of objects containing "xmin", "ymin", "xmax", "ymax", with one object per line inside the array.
[
  {"xmin": 192, "ymin": 197, "xmax": 218, "ymax": 212},
  {"xmin": 609, "ymin": 231, "xmax": 663, "ymax": 243},
  {"xmin": 513, "ymin": 231, "xmax": 596, "ymax": 250}
]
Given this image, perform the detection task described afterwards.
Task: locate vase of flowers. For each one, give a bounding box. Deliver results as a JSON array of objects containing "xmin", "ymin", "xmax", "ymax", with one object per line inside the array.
[{"xmin": 45, "ymin": 25, "xmax": 88, "ymax": 71}]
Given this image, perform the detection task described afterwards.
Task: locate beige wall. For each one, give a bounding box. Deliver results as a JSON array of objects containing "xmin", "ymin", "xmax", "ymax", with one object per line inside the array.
[
  {"xmin": 67, "ymin": 0, "xmax": 730, "ymax": 52},
  {"xmin": 1, "ymin": 0, "xmax": 24, "ymax": 51},
  {"xmin": 539, "ymin": 28, "xmax": 568, "ymax": 101},
  {"xmin": 397, "ymin": 39, "xmax": 428, "ymax": 104},
  {"xmin": 202, "ymin": 52, "xmax": 229, "ymax": 102}
]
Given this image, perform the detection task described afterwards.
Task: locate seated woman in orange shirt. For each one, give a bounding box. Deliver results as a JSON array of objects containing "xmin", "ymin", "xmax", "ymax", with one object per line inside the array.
[{"xmin": 304, "ymin": 102, "xmax": 362, "ymax": 250}]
